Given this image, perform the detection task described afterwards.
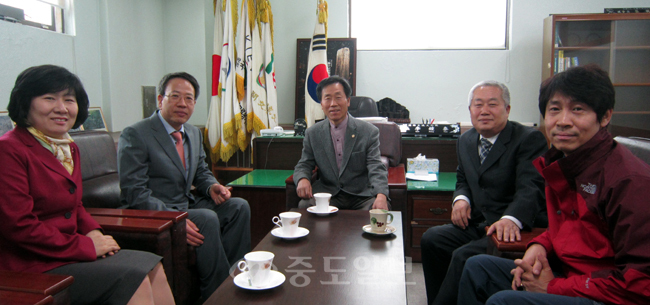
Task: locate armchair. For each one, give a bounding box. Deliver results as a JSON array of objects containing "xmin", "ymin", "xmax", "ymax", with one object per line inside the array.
[
  {"xmin": 486, "ymin": 136, "xmax": 650, "ymax": 258},
  {"xmin": 285, "ymin": 121, "xmax": 407, "ymax": 218},
  {"xmin": 349, "ymin": 96, "xmax": 379, "ymax": 117},
  {"xmin": 70, "ymin": 131, "xmax": 197, "ymax": 305}
]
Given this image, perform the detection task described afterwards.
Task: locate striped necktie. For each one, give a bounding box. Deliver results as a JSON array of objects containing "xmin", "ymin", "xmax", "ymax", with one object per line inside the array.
[{"xmin": 479, "ymin": 138, "xmax": 492, "ymax": 164}]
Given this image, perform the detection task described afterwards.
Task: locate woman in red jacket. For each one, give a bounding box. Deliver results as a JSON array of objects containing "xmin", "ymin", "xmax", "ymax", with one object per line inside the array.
[{"xmin": 0, "ymin": 65, "xmax": 175, "ymax": 305}]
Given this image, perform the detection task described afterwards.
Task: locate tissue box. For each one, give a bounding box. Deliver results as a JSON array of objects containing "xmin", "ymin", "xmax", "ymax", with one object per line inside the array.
[{"xmin": 407, "ymin": 158, "xmax": 440, "ymax": 175}]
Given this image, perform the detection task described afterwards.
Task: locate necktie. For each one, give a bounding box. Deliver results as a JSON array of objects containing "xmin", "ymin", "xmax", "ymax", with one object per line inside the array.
[
  {"xmin": 171, "ymin": 131, "xmax": 186, "ymax": 169},
  {"xmin": 479, "ymin": 138, "xmax": 492, "ymax": 164}
]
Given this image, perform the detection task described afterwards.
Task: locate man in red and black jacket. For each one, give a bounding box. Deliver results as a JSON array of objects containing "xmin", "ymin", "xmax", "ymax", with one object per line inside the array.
[{"xmin": 458, "ymin": 64, "xmax": 650, "ymax": 305}]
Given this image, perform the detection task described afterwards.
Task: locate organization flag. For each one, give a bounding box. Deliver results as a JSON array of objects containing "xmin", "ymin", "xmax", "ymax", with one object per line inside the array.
[
  {"xmin": 261, "ymin": 0, "xmax": 278, "ymax": 129},
  {"xmin": 217, "ymin": 0, "xmax": 238, "ymax": 162},
  {"xmin": 234, "ymin": 0, "xmax": 253, "ymax": 151},
  {"xmin": 205, "ymin": 0, "xmax": 224, "ymax": 162},
  {"xmin": 248, "ymin": 0, "xmax": 268, "ymax": 135}
]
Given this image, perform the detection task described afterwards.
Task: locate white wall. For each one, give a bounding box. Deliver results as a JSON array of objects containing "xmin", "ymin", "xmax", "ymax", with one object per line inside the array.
[
  {"xmin": 0, "ymin": 16, "xmax": 76, "ymax": 111},
  {"xmin": 162, "ymin": 0, "xmax": 212, "ymax": 127},
  {"xmin": 99, "ymin": 0, "xmax": 166, "ymax": 131},
  {"xmin": 1, "ymin": 0, "xmax": 648, "ymax": 130}
]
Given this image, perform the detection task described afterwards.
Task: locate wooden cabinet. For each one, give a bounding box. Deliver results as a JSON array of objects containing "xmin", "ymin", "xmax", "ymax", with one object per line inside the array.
[
  {"xmin": 542, "ymin": 13, "xmax": 650, "ymax": 138},
  {"xmin": 406, "ymin": 173, "xmax": 456, "ymax": 262},
  {"xmin": 408, "ymin": 192, "xmax": 453, "ymax": 262}
]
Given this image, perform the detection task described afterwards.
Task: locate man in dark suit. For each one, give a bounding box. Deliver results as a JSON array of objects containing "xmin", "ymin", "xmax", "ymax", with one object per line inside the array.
[
  {"xmin": 117, "ymin": 72, "xmax": 251, "ymax": 302},
  {"xmin": 420, "ymin": 80, "xmax": 548, "ymax": 305},
  {"xmin": 294, "ymin": 76, "xmax": 389, "ymax": 210}
]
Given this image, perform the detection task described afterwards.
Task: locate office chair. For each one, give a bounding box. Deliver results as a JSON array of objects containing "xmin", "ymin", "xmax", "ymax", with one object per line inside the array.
[{"xmin": 348, "ymin": 96, "xmax": 379, "ymax": 117}]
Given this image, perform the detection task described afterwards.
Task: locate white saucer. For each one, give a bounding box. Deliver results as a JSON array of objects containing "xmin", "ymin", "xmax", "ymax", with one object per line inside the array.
[
  {"xmin": 271, "ymin": 227, "xmax": 309, "ymax": 239},
  {"xmin": 362, "ymin": 224, "xmax": 397, "ymax": 235},
  {"xmin": 234, "ymin": 270, "xmax": 286, "ymax": 290},
  {"xmin": 307, "ymin": 206, "xmax": 339, "ymax": 216}
]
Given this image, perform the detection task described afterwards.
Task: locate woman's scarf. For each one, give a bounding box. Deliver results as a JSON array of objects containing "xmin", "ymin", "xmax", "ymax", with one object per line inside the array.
[{"xmin": 27, "ymin": 127, "xmax": 75, "ymax": 175}]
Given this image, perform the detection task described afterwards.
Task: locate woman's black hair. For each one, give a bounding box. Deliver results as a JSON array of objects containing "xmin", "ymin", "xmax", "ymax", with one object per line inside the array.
[{"xmin": 8, "ymin": 65, "xmax": 90, "ymax": 129}]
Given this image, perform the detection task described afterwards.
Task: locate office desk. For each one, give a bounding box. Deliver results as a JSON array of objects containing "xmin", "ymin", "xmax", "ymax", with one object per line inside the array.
[
  {"xmin": 206, "ymin": 210, "xmax": 406, "ymax": 305},
  {"xmin": 253, "ymin": 136, "xmax": 304, "ymax": 170},
  {"xmin": 228, "ymin": 170, "xmax": 295, "ymax": 247},
  {"xmin": 401, "ymin": 137, "xmax": 458, "ymax": 172},
  {"xmin": 407, "ymin": 172, "xmax": 456, "ymax": 262},
  {"xmin": 253, "ymin": 136, "xmax": 459, "ymax": 172}
]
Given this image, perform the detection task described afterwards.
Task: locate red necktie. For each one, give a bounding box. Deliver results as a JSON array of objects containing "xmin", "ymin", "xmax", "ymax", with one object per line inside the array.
[{"xmin": 171, "ymin": 131, "xmax": 186, "ymax": 169}]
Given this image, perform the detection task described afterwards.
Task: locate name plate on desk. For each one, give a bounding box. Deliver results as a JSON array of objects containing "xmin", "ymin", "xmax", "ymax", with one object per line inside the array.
[{"xmin": 400, "ymin": 123, "xmax": 460, "ymax": 138}]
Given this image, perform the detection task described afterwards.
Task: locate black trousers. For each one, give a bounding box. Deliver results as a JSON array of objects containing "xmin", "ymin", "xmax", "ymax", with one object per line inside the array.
[{"xmin": 420, "ymin": 223, "xmax": 487, "ymax": 305}]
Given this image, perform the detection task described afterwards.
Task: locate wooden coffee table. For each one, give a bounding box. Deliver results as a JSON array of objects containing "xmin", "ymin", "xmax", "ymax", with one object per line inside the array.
[{"xmin": 205, "ymin": 210, "xmax": 407, "ymax": 304}]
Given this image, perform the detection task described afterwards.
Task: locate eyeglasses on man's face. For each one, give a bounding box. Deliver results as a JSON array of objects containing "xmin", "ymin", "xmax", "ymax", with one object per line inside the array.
[{"xmin": 165, "ymin": 93, "xmax": 195, "ymax": 104}]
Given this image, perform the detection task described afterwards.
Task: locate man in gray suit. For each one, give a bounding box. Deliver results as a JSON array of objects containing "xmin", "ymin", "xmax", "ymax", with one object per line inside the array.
[
  {"xmin": 118, "ymin": 72, "xmax": 251, "ymax": 302},
  {"xmin": 294, "ymin": 76, "xmax": 389, "ymax": 210},
  {"xmin": 421, "ymin": 81, "xmax": 548, "ymax": 305}
]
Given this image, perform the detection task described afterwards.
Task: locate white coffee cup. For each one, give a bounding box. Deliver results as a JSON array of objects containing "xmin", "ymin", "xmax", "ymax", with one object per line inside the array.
[
  {"xmin": 272, "ymin": 212, "xmax": 301, "ymax": 236},
  {"xmin": 237, "ymin": 251, "xmax": 275, "ymax": 287},
  {"xmin": 369, "ymin": 209, "xmax": 394, "ymax": 233},
  {"xmin": 313, "ymin": 193, "xmax": 332, "ymax": 213}
]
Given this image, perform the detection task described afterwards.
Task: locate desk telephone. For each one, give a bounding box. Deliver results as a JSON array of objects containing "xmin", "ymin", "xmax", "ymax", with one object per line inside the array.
[{"xmin": 260, "ymin": 126, "xmax": 284, "ymax": 137}]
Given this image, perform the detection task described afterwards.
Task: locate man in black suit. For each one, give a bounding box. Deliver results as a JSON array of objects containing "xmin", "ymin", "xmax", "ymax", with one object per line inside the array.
[{"xmin": 420, "ymin": 81, "xmax": 548, "ymax": 305}]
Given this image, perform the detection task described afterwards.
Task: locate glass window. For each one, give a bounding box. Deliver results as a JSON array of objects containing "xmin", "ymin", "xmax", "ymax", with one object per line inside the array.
[
  {"xmin": 0, "ymin": 0, "xmax": 66, "ymax": 33},
  {"xmin": 350, "ymin": 0, "xmax": 509, "ymax": 50}
]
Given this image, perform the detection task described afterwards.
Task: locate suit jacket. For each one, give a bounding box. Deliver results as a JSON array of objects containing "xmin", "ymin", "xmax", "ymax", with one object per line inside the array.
[
  {"xmin": 293, "ymin": 115, "xmax": 389, "ymax": 199},
  {"xmin": 0, "ymin": 127, "xmax": 99, "ymax": 273},
  {"xmin": 118, "ymin": 112, "xmax": 218, "ymax": 211},
  {"xmin": 455, "ymin": 120, "xmax": 547, "ymax": 228}
]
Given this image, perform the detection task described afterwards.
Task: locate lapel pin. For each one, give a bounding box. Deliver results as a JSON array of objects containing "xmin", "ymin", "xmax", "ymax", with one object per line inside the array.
[{"xmin": 352, "ymin": 134, "xmax": 355, "ymax": 138}]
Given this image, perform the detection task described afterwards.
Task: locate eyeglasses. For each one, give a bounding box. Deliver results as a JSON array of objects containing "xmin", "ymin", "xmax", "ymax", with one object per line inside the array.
[{"xmin": 165, "ymin": 94, "xmax": 196, "ymax": 104}]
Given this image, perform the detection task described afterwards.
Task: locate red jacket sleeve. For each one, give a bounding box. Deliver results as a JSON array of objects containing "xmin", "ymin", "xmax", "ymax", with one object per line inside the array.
[{"xmin": 529, "ymin": 229, "xmax": 553, "ymax": 255}]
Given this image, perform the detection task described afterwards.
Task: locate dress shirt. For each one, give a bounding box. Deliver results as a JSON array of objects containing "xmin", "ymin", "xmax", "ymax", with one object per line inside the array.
[
  {"xmin": 330, "ymin": 114, "xmax": 349, "ymax": 171},
  {"xmin": 157, "ymin": 111, "xmax": 190, "ymax": 179}
]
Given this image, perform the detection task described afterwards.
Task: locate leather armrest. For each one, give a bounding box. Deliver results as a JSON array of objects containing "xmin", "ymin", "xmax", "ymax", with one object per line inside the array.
[
  {"xmin": 0, "ymin": 270, "xmax": 73, "ymax": 305},
  {"xmin": 86, "ymin": 208, "xmax": 188, "ymax": 224},
  {"xmin": 92, "ymin": 216, "xmax": 173, "ymax": 234},
  {"xmin": 487, "ymin": 227, "xmax": 546, "ymax": 258},
  {"xmin": 0, "ymin": 290, "xmax": 54, "ymax": 305},
  {"xmin": 285, "ymin": 169, "xmax": 318, "ymax": 186},
  {"xmin": 0, "ymin": 271, "xmax": 73, "ymax": 296},
  {"xmin": 387, "ymin": 164, "xmax": 407, "ymax": 231},
  {"xmin": 286, "ymin": 174, "xmax": 299, "ymax": 210},
  {"xmin": 388, "ymin": 164, "xmax": 406, "ymax": 188},
  {"xmin": 285, "ymin": 174, "xmax": 294, "ymax": 185}
]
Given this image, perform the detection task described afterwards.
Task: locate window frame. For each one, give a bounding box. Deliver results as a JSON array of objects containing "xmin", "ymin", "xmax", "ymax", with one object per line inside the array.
[{"xmin": 0, "ymin": 0, "xmax": 67, "ymax": 34}]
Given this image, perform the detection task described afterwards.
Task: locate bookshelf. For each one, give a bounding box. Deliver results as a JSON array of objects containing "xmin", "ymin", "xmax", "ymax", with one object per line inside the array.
[{"xmin": 542, "ymin": 13, "xmax": 650, "ymax": 138}]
